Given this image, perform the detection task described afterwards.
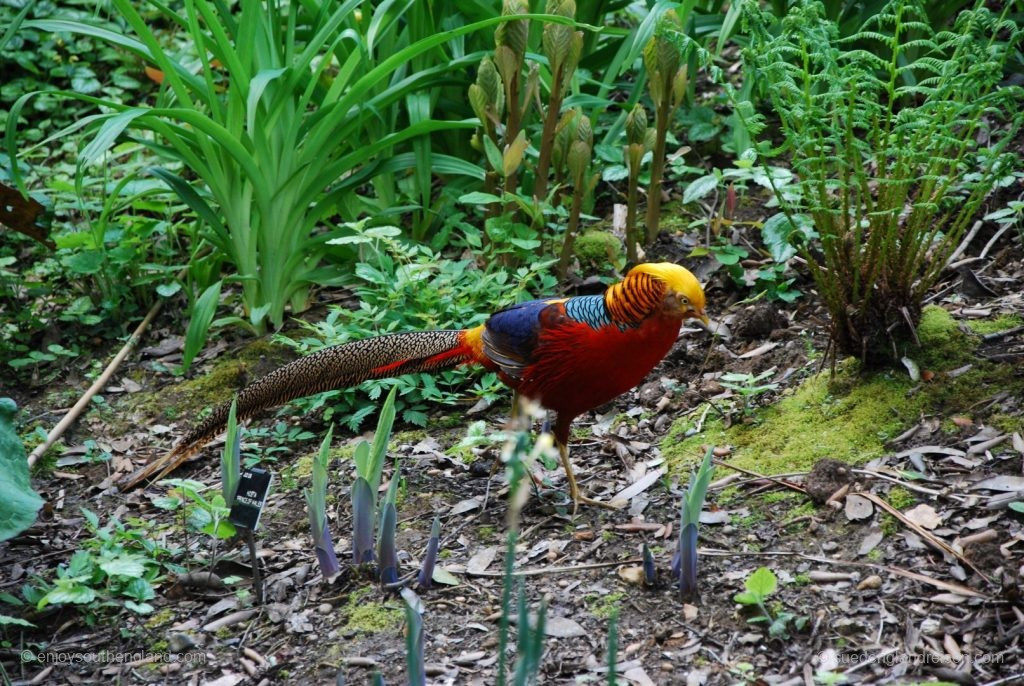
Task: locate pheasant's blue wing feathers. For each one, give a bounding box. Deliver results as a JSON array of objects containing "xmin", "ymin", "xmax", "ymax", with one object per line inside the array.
[
  {"xmin": 482, "ymin": 299, "xmax": 550, "ymax": 379},
  {"xmin": 482, "ymin": 295, "xmax": 614, "ymax": 378},
  {"xmin": 563, "ymin": 295, "xmax": 612, "ymax": 330}
]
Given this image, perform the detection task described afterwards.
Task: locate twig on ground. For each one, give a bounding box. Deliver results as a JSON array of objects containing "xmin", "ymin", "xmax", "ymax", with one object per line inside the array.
[{"xmin": 27, "ymin": 284, "xmax": 171, "ymax": 467}]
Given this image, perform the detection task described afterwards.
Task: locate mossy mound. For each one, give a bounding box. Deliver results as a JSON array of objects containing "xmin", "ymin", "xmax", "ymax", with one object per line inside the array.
[
  {"xmin": 120, "ymin": 339, "xmax": 294, "ymax": 425},
  {"xmin": 915, "ymin": 305, "xmax": 977, "ymax": 369},
  {"xmin": 663, "ymin": 306, "xmax": 1023, "ymax": 475},
  {"xmin": 575, "ymin": 230, "xmax": 622, "ymax": 265},
  {"xmin": 664, "ymin": 364, "xmax": 921, "ymax": 474}
]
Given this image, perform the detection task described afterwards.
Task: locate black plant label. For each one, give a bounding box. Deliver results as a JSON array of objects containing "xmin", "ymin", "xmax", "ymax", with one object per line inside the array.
[{"xmin": 229, "ymin": 468, "xmax": 273, "ymax": 530}]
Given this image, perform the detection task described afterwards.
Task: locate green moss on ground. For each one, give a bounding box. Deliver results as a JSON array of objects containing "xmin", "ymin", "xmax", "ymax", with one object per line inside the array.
[
  {"xmin": 967, "ymin": 313, "xmax": 1023, "ymax": 336},
  {"xmin": 886, "ymin": 487, "xmax": 915, "ymax": 510},
  {"xmin": 915, "ymin": 305, "xmax": 976, "ymax": 369},
  {"xmin": 575, "ymin": 230, "xmax": 623, "ymax": 266},
  {"xmin": 664, "ymin": 305, "xmax": 1023, "ymax": 476},
  {"xmin": 586, "ymin": 592, "xmax": 624, "ymax": 619},
  {"xmin": 665, "ymin": 363, "xmax": 920, "ymax": 474},
  {"xmin": 118, "ymin": 339, "xmax": 293, "ymax": 426},
  {"xmin": 342, "ymin": 588, "xmax": 403, "ymax": 633}
]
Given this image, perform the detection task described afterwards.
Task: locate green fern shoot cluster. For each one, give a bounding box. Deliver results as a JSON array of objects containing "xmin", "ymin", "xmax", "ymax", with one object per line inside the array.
[{"xmin": 741, "ymin": 0, "xmax": 1022, "ymax": 364}]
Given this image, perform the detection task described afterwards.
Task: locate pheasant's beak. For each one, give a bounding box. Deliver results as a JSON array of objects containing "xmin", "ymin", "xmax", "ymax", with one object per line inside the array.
[{"xmin": 683, "ymin": 306, "xmax": 709, "ymax": 326}]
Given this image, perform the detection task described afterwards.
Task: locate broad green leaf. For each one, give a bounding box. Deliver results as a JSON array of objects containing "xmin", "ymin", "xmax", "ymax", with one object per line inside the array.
[
  {"xmin": 0, "ymin": 614, "xmax": 35, "ymax": 628},
  {"xmin": 353, "ymin": 440, "xmax": 371, "ymax": 480},
  {"xmin": 431, "ymin": 567, "xmax": 460, "ymax": 586},
  {"xmin": 156, "ymin": 282, "xmax": 182, "ymax": 298},
  {"xmin": 502, "ymin": 131, "xmax": 528, "ymax": 178},
  {"xmin": 40, "ymin": 581, "xmax": 96, "ymax": 607},
  {"xmin": 732, "ymin": 591, "xmax": 759, "ymax": 605},
  {"xmin": 761, "ymin": 213, "xmax": 798, "ymax": 263},
  {"xmin": 124, "ymin": 600, "xmax": 155, "ymax": 614},
  {"xmin": 123, "ymin": 577, "xmax": 155, "ymax": 602},
  {"xmin": 459, "ymin": 191, "xmax": 504, "ymax": 205},
  {"xmin": 0, "ymin": 399, "xmax": 43, "ymax": 542},
  {"xmin": 482, "ymin": 135, "xmax": 504, "ymax": 175},
  {"xmin": 62, "ymin": 250, "xmax": 104, "ymax": 275},
  {"xmin": 682, "ymin": 174, "xmax": 719, "ymax": 204},
  {"xmin": 99, "ymin": 555, "xmax": 146, "ymax": 578},
  {"xmin": 745, "ymin": 567, "xmax": 777, "ymax": 597},
  {"xmin": 222, "ymin": 397, "xmax": 240, "ymax": 506},
  {"xmin": 364, "ymin": 226, "xmax": 403, "ymax": 239},
  {"xmin": 368, "ymin": 387, "xmax": 398, "ymax": 494}
]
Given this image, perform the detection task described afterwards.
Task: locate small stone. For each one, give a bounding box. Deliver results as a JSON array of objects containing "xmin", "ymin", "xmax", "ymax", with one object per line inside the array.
[
  {"xmin": 318, "ymin": 603, "xmax": 333, "ymax": 614},
  {"xmin": 920, "ymin": 618, "xmax": 943, "ymax": 636},
  {"xmin": 857, "ymin": 575, "xmax": 883, "ymax": 591},
  {"xmin": 617, "ymin": 566, "xmax": 645, "ymax": 585},
  {"xmin": 167, "ymin": 633, "xmax": 196, "ymax": 652},
  {"xmin": 661, "ymin": 662, "xmax": 674, "ymax": 672}
]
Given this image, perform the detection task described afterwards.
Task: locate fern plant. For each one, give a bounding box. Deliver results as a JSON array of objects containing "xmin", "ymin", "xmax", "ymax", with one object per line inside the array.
[{"xmin": 738, "ymin": 0, "xmax": 1022, "ymax": 364}]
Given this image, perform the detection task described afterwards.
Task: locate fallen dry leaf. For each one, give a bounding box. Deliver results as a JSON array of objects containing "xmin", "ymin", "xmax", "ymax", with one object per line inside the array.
[
  {"xmin": 845, "ymin": 494, "xmax": 874, "ymax": 521},
  {"xmin": 904, "ymin": 504, "xmax": 943, "ymax": 530}
]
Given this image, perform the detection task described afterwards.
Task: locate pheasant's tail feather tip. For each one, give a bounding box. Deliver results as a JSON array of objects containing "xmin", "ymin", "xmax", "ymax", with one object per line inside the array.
[{"xmin": 117, "ymin": 444, "xmax": 198, "ymax": 491}]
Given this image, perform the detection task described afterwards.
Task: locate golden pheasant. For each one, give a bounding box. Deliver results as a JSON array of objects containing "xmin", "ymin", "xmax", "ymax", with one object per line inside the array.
[{"xmin": 121, "ymin": 262, "xmax": 708, "ymax": 508}]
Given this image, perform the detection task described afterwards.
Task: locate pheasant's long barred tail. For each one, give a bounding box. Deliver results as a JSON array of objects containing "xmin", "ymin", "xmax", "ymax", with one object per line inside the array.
[{"xmin": 119, "ymin": 330, "xmax": 470, "ymax": 490}]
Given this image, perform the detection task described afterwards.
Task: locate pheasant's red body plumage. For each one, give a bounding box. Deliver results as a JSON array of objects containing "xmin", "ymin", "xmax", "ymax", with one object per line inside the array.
[
  {"xmin": 122, "ymin": 262, "xmax": 708, "ymax": 506},
  {"xmin": 482, "ymin": 305, "xmax": 682, "ymax": 444}
]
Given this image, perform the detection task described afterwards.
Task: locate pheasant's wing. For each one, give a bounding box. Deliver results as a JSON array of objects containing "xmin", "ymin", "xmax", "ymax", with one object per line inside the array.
[
  {"xmin": 482, "ymin": 294, "xmax": 613, "ymax": 379},
  {"xmin": 481, "ymin": 299, "xmax": 559, "ymax": 379}
]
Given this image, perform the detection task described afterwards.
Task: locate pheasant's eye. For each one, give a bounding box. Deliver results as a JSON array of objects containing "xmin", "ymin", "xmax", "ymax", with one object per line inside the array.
[{"xmin": 679, "ymin": 295, "xmax": 690, "ymax": 305}]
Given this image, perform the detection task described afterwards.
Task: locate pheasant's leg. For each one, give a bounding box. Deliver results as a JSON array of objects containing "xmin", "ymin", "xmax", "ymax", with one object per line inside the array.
[{"xmin": 556, "ymin": 441, "xmax": 619, "ymax": 514}]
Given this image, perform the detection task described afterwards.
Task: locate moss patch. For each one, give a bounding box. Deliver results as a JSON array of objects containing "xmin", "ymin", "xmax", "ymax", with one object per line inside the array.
[
  {"xmin": 118, "ymin": 339, "xmax": 293, "ymax": 426},
  {"xmin": 586, "ymin": 592, "xmax": 624, "ymax": 619},
  {"xmin": 575, "ymin": 230, "xmax": 622, "ymax": 266},
  {"xmin": 664, "ymin": 307, "xmax": 1023, "ymax": 477},
  {"xmin": 342, "ymin": 588, "xmax": 403, "ymax": 634},
  {"xmin": 886, "ymin": 487, "xmax": 915, "ymax": 511},
  {"xmin": 967, "ymin": 313, "xmax": 1023, "ymax": 336},
  {"xmin": 664, "ymin": 364, "xmax": 920, "ymax": 475},
  {"xmin": 915, "ymin": 305, "xmax": 977, "ymax": 370},
  {"xmin": 144, "ymin": 608, "xmax": 175, "ymax": 629}
]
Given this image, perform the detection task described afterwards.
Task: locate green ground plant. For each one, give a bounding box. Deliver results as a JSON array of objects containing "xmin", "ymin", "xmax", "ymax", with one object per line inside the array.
[
  {"xmin": 277, "ymin": 223, "xmax": 553, "ymax": 430},
  {"xmin": 733, "ymin": 566, "xmax": 807, "ymax": 639},
  {"xmin": 736, "ymin": 0, "xmax": 1023, "ymax": 365},
  {"xmin": 8, "ymin": 0, "xmax": 575, "ymax": 352},
  {"xmin": 18, "ymin": 508, "xmax": 182, "ymax": 619}
]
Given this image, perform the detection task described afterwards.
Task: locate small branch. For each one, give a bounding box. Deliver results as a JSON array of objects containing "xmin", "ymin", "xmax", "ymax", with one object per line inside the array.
[
  {"xmin": 978, "ymin": 223, "xmax": 1011, "ymax": 260},
  {"xmin": 460, "ymin": 556, "xmax": 642, "ymax": 578},
  {"xmin": 983, "ymin": 325, "xmax": 1024, "ymax": 342},
  {"xmin": 711, "ymin": 458, "xmax": 807, "ymax": 494},
  {"xmin": 860, "ymin": 491, "xmax": 991, "ymax": 584},
  {"xmin": 943, "ymin": 219, "xmax": 983, "ymax": 268},
  {"xmin": 28, "ymin": 296, "xmax": 165, "ymax": 467}
]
